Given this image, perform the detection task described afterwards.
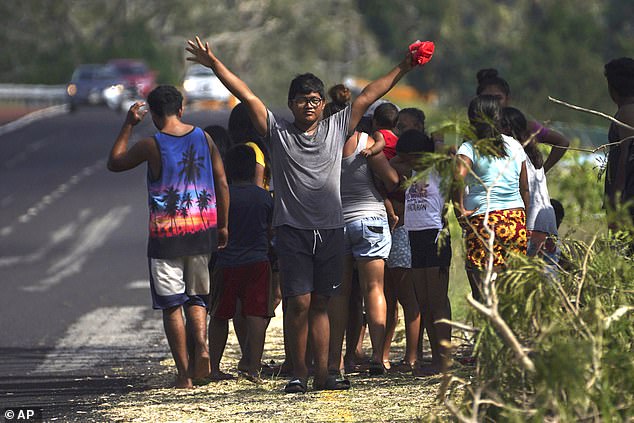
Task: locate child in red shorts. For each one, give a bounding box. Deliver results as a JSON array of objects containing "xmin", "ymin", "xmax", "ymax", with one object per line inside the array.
[{"xmin": 209, "ymin": 144, "xmax": 274, "ymax": 382}]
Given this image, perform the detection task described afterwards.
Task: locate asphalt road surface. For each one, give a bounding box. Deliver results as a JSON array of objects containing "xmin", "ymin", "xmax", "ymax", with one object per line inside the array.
[{"xmin": 0, "ymin": 105, "xmax": 232, "ymax": 420}]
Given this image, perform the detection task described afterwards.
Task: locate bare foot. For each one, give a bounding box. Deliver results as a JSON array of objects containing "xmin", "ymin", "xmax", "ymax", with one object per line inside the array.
[
  {"xmin": 240, "ymin": 371, "xmax": 264, "ymax": 384},
  {"xmin": 191, "ymin": 352, "xmax": 211, "ymax": 379},
  {"xmin": 174, "ymin": 374, "xmax": 193, "ymax": 389}
]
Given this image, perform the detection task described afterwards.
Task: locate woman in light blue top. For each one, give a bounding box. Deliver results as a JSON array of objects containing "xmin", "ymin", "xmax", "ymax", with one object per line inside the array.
[{"xmin": 453, "ymin": 95, "xmax": 530, "ymax": 301}]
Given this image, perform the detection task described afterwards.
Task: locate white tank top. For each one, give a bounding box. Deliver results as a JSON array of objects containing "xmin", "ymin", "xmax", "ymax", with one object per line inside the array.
[
  {"xmin": 526, "ymin": 160, "xmax": 558, "ymax": 235},
  {"xmin": 404, "ymin": 169, "xmax": 444, "ymax": 230},
  {"xmin": 341, "ymin": 132, "xmax": 387, "ymax": 223}
]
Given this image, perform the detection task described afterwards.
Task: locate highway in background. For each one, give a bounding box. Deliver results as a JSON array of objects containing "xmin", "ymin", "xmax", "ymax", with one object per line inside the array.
[{"xmin": 0, "ymin": 105, "xmax": 231, "ymax": 420}]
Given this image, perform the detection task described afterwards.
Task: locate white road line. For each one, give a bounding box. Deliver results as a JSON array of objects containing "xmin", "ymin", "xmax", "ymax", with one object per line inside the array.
[
  {"xmin": 22, "ymin": 206, "xmax": 131, "ymax": 292},
  {"xmin": 0, "ymin": 209, "xmax": 91, "ymax": 268},
  {"xmin": 0, "ymin": 159, "xmax": 105, "ymax": 238},
  {"xmin": 126, "ymin": 280, "xmax": 149, "ymax": 290},
  {"xmin": 3, "ymin": 135, "xmax": 56, "ymax": 170},
  {"xmin": 0, "ymin": 104, "xmax": 68, "ymax": 136},
  {"xmin": 31, "ymin": 306, "xmax": 164, "ymax": 375}
]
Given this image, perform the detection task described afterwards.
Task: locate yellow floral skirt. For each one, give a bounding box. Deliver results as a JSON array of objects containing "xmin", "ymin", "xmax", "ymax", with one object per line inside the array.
[{"xmin": 465, "ymin": 209, "xmax": 527, "ymax": 269}]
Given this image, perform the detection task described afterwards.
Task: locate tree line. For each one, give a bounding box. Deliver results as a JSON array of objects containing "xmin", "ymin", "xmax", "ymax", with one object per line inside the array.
[{"xmin": 1, "ymin": 0, "xmax": 632, "ymax": 122}]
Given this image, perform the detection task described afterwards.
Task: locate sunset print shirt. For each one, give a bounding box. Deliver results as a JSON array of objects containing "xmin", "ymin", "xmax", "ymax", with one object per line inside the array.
[{"xmin": 147, "ymin": 127, "xmax": 217, "ymax": 258}]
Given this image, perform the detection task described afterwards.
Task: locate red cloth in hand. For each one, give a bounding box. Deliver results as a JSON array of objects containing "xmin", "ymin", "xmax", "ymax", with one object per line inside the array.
[{"xmin": 409, "ymin": 40, "xmax": 435, "ymax": 66}]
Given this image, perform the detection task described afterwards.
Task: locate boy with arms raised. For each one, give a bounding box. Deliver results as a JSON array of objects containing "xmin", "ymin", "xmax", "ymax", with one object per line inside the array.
[
  {"xmin": 186, "ymin": 36, "xmax": 432, "ymax": 392},
  {"xmin": 107, "ymin": 86, "xmax": 229, "ymax": 388}
]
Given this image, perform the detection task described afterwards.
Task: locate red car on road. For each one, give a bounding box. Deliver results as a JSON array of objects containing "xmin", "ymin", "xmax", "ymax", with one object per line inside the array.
[{"xmin": 107, "ymin": 59, "xmax": 156, "ymax": 98}]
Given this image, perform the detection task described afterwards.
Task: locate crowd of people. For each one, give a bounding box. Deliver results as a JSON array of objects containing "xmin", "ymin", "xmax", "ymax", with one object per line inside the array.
[{"xmin": 106, "ymin": 35, "xmax": 634, "ymax": 392}]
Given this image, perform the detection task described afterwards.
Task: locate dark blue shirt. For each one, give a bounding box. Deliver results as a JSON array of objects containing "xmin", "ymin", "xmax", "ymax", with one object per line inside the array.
[{"xmin": 216, "ymin": 184, "xmax": 273, "ymax": 267}]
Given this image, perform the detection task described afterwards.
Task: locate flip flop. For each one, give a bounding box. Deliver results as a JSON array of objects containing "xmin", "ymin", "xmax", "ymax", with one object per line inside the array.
[
  {"xmin": 284, "ymin": 378, "xmax": 307, "ymax": 394},
  {"xmin": 323, "ymin": 372, "xmax": 351, "ymax": 391},
  {"xmin": 392, "ymin": 359, "xmax": 416, "ymax": 373},
  {"xmin": 368, "ymin": 361, "xmax": 387, "ymax": 376}
]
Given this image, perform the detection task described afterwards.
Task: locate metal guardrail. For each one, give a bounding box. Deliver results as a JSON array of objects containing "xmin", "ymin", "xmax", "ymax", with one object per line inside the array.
[{"xmin": 0, "ymin": 84, "xmax": 67, "ymax": 104}]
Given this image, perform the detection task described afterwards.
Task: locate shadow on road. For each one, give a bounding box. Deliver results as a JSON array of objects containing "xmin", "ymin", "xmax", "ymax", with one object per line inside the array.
[{"xmin": 0, "ymin": 347, "xmax": 158, "ymax": 421}]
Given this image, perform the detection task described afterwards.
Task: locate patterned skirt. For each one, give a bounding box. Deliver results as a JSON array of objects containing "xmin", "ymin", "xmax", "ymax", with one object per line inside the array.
[{"xmin": 465, "ymin": 209, "xmax": 527, "ymax": 269}]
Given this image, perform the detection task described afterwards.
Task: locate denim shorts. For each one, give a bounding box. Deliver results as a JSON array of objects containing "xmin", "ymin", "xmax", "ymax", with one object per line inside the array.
[{"xmin": 343, "ymin": 216, "xmax": 391, "ymax": 259}]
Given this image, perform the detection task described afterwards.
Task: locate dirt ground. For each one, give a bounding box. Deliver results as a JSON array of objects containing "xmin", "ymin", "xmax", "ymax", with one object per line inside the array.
[
  {"xmin": 0, "ymin": 105, "xmax": 42, "ymax": 124},
  {"xmin": 95, "ymin": 308, "xmax": 471, "ymax": 422}
]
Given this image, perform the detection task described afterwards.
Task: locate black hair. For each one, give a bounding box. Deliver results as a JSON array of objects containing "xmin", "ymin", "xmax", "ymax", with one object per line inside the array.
[
  {"xmin": 373, "ymin": 102, "xmax": 399, "ymax": 129},
  {"xmin": 551, "ymin": 198, "xmax": 565, "ymax": 229},
  {"xmin": 227, "ymin": 102, "xmax": 262, "ymax": 145},
  {"xmin": 225, "ymin": 144, "xmax": 256, "ymax": 183},
  {"xmin": 147, "ymin": 85, "xmax": 183, "ymax": 117},
  {"xmin": 398, "ymin": 107, "xmax": 426, "ymax": 131},
  {"xmin": 204, "ymin": 125, "xmax": 232, "ymax": 160},
  {"xmin": 604, "ymin": 57, "xmax": 634, "ymax": 98},
  {"xmin": 476, "ymin": 68, "xmax": 511, "ymax": 97},
  {"xmin": 323, "ymin": 84, "xmax": 351, "ymax": 118},
  {"xmin": 288, "ymin": 73, "xmax": 325, "ymax": 101},
  {"xmin": 356, "ymin": 116, "xmax": 373, "ymax": 134},
  {"xmin": 468, "ymin": 95, "xmax": 507, "ymax": 158},
  {"xmin": 396, "ymin": 129, "xmax": 434, "ymax": 154},
  {"xmin": 500, "ymin": 107, "xmax": 543, "ymax": 168},
  {"xmin": 227, "ymin": 102, "xmax": 271, "ymax": 182}
]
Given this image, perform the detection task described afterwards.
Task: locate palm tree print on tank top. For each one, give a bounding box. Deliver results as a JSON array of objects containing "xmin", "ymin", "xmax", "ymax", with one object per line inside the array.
[{"xmin": 147, "ymin": 127, "xmax": 216, "ymax": 258}]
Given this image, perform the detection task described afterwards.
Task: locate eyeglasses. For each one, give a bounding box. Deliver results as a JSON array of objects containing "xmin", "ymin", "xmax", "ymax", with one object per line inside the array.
[{"xmin": 292, "ymin": 96, "xmax": 323, "ymax": 108}]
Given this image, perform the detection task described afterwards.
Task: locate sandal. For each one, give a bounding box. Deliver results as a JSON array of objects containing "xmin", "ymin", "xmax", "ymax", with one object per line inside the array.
[
  {"xmin": 368, "ymin": 361, "xmax": 387, "ymax": 376},
  {"xmin": 315, "ymin": 370, "xmax": 350, "ymax": 391},
  {"xmin": 284, "ymin": 378, "xmax": 308, "ymax": 394},
  {"xmin": 392, "ymin": 359, "xmax": 416, "ymax": 373}
]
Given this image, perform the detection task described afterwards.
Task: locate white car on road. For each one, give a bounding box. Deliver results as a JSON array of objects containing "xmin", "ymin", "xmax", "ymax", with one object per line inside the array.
[{"xmin": 182, "ymin": 64, "xmax": 232, "ymax": 106}]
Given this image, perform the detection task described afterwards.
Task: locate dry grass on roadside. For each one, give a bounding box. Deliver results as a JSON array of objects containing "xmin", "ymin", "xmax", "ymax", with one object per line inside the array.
[{"xmin": 97, "ymin": 309, "xmax": 470, "ymax": 422}]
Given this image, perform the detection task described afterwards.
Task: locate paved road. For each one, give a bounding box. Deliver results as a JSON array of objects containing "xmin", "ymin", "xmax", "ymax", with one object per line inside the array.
[{"xmin": 0, "ymin": 105, "xmax": 231, "ymax": 420}]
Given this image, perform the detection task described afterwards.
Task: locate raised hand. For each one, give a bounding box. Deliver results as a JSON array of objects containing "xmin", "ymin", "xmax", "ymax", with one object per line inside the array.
[
  {"xmin": 125, "ymin": 101, "xmax": 148, "ymax": 126},
  {"xmin": 185, "ymin": 36, "xmax": 216, "ymax": 68}
]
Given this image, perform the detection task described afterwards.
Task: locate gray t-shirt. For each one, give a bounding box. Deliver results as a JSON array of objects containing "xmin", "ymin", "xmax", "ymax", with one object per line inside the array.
[{"xmin": 266, "ymin": 107, "xmax": 351, "ymax": 229}]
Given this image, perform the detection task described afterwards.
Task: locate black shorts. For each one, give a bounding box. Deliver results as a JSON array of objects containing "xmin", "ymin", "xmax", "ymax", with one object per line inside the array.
[
  {"xmin": 409, "ymin": 228, "xmax": 452, "ymax": 269},
  {"xmin": 275, "ymin": 225, "xmax": 344, "ymax": 298}
]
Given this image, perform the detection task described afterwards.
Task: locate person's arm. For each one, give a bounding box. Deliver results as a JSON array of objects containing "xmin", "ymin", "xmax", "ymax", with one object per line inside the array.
[
  {"xmin": 361, "ymin": 132, "xmax": 386, "ymax": 157},
  {"xmin": 349, "ymin": 51, "xmax": 415, "ymax": 133},
  {"xmin": 452, "ymin": 154, "xmax": 476, "ymax": 226},
  {"xmin": 384, "ymin": 197, "xmax": 399, "ymax": 231},
  {"xmin": 254, "ymin": 164, "xmax": 266, "ymax": 188},
  {"xmin": 535, "ymin": 125, "xmax": 570, "ymax": 173},
  {"xmin": 389, "ymin": 155, "xmax": 410, "ymax": 179},
  {"xmin": 519, "ymin": 161, "xmax": 530, "ymax": 211},
  {"xmin": 186, "ymin": 36, "xmax": 268, "ymax": 137},
  {"xmin": 367, "ymin": 149, "xmax": 399, "ymax": 192},
  {"xmin": 614, "ymin": 108, "xmax": 634, "ymax": 197},
  {"xmin": 206, "ymin": 133, "xmax": 230, "ymax": 249},
  {"xmin": 107, "ymin": 102, "xmax": 153, "ymax": 172}
]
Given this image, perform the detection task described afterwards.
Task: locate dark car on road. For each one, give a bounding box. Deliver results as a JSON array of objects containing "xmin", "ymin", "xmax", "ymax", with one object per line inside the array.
[
  {"xmin": 108, "ymin": 59, "xmax": 157, "ymax": 98},
  {"xmin": 66, "ymin": 64, "xmax": 128, "ymax": 112}
]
